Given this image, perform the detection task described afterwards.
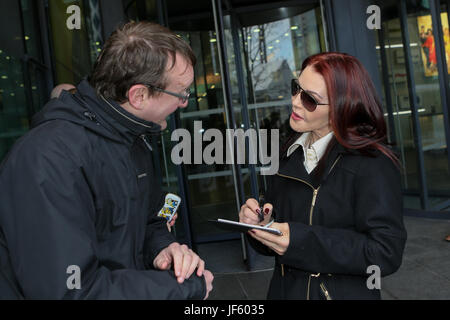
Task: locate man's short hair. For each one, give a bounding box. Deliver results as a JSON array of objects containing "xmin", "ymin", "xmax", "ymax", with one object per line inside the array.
[{"xmin": 89, "ymin": 21, "xmax": 196, "ymax": 103}]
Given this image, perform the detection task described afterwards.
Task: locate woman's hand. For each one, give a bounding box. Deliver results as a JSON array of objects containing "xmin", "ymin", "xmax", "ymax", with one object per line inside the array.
[
  {"xmin": 248, "ymin": 222, "xmax": 290, "ymax": 256},
  {"xmin": 239, "ymin": 198, "xmax": 273, "ymax": 226}
]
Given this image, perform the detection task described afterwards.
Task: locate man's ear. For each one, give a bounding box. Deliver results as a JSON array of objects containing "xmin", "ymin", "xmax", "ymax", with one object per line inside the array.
[{"xmin": 127, "ymin": 84, "xmax": 149, "ymax": 110}]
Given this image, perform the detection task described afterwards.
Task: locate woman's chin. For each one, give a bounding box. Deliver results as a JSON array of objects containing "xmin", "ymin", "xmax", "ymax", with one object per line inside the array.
[{"xmin": 289, "ymin": 118, "xmax": 307, "ymax": 133}]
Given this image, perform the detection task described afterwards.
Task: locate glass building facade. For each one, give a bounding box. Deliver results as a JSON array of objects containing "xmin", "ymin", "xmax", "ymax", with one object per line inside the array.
[{"xmin": 1, "ymin": 0, "xmax": 449, "ymax": 269}]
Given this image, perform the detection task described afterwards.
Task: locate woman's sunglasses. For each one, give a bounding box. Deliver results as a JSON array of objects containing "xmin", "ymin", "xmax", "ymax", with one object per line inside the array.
[{"xmin": 291, "ymin": 79, "xmax": 328, "ymax": 112}]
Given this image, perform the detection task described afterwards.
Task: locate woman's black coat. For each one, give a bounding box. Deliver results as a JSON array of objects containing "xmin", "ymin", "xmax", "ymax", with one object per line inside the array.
[{"xmin": 248, "ymin": 138, "xmax": 407, "ymax": 300}]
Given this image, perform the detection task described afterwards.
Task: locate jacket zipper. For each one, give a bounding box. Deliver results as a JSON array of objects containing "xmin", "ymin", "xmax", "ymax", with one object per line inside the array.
[
  {"xmin": 140, "ymin": 134, "xmax": 153, "ymax": 152},
  {"xmin": 276, "ymin": 155, "xmax": 342, "ymax": 300},
  {"xmin": 320, "ymin": 282, "xmax": 332, "ymax": 300}
]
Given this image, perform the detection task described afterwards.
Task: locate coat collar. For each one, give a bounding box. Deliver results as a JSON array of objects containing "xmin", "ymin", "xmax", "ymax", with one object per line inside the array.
[
  {"xmin": 76, "ymin": 80, "xmax": 162, "ymax": 145},
  {"xmin": 278, "ymin": 137, "xmax": 347, "ymax": 188}
]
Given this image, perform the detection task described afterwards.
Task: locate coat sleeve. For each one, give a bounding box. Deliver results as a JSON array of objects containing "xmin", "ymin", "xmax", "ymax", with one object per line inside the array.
[
  {"xmin": 143, "ymin": 191, "xmax": 178, "ymax": 269},
  {"xmin": 0, "ymin": 134, "xmax": 205, "ymax": 300},
  {"xmin": 279, "ymin": 155, "xmax": 407, "ymax": 277}
]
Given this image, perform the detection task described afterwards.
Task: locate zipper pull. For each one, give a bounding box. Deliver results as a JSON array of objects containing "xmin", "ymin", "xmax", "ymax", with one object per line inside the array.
[
  {"xmin": 84, "ymin": 111, "xmax": 97, "ymax": 121},
  {"xmin": 311, "ymin": 188, "xmax": 319, "ymax": 207},
  {"xmin": 320, "ymin": 282, "xmax": 332, "ymax": 300},
  {"xmin": 140, "ymin": 134, "xmax": 153, "ymax": 151}
]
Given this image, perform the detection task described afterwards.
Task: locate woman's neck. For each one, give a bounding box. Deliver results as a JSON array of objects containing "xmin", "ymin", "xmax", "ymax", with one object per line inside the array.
[{"xmin": 310, "ymin": 129, "xmax": 331, "ymax": 145}]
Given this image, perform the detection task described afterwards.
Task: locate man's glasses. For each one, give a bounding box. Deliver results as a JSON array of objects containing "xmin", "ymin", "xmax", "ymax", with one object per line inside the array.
[
  {"xmin": 291, "ymin": 79, "xmax": 328, "ymax": 112},
  {"xmin": 145, "ymin": 84, "xmax": 191, "ymax": 104}
]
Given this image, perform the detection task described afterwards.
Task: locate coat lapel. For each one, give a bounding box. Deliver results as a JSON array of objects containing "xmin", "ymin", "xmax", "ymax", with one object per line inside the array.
[
  {"xmin": 278, "ymin": 146, "xmax": 313, "ymax": 185},
  {"xmin": 277, "ymin": 137, "xmax": 348, "ymax": 188}
]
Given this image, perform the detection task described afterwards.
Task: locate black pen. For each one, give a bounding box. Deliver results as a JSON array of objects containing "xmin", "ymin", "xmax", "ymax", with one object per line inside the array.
[{"xmin": 258, "ymin": 194, "xmax": 265, "ymax": 223}]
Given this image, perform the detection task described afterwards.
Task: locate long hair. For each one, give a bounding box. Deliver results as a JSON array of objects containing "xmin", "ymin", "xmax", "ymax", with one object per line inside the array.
[{"xmin": 283, "ymin": 52, "xmax": 399, "ymax": 171}]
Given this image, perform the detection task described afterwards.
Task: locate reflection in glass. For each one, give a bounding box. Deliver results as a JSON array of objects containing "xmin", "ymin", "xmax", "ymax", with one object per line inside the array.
[
  {"xmin": 0, "ymin": 0, "xmax": 47, "ymax": 160},
  {"xmin": 241, "ymin": 8, "xmax": 324, "ymax": 197},
  {"xmin": 48, "ymin": 0, "xmax": 102, "ymax": 84},
  {"xmin": 407, "ymin": 4, "xmax": 450, "ymax": 206},
  {"xmin": 375, "ymin": 3, "xmax": 450, "ymax": 210},
  {"xmin": 156, "ymin": 6, "xmax": 326, "ymax": 241}
]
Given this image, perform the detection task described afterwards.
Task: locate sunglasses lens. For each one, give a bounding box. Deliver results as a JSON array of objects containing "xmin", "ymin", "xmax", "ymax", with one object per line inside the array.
[
  {"xmin": 301, "ymin": 91, "xmax": 317, "ymax": 112},
  {"xmin": 292, "ymin": 79, "xmax": 318, "ymax": 112}
]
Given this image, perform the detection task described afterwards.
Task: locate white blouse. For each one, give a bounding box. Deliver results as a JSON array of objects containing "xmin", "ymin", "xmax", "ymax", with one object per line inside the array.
[{"xmin": 287, "ymin": 131, "xmax": 334, "ymax": 174}]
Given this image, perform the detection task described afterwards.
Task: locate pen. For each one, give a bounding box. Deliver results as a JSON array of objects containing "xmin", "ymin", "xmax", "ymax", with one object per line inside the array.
[
  {"xmin": 264, "ymin": 220, "xmax": 274, "ymax": 228},
  {"xmin": 258, "ymin": 194, "xmax": 265, "ymax": 223}
]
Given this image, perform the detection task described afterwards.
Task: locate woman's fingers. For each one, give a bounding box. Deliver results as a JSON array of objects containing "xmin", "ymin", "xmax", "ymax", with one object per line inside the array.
[{"xmin": 248, "ymin": 223, "xmax": 290, "ymax": 255}]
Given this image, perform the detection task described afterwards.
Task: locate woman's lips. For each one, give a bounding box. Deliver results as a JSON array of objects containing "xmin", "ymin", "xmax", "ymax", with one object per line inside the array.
[{"xmin": 291, "ymin": 111, "xmax": 303, "ymax": 121}]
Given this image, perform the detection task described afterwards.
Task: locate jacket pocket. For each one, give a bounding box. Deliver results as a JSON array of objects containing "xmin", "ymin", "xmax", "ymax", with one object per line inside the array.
[{"xmin": 94, "ymin": 198, "xmax": 128, "ymax": 240}]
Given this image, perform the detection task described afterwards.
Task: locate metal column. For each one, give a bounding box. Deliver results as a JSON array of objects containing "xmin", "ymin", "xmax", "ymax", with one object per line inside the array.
[
  {"xmin": 156, "ymin": 0, "xmax": 195, "ymax": 249},
  {"xmin": 399, "ymin": 0, "xmax": 429, "ymax": 209},
  {"xmin": 212, "ymin": 0, "xmax": 255, "ymax": 269},
  {"xmin": 322, "ymin": 0, "xmax": 337, "ymax": 51},
  {"xmin": 377, "ymin": 27, "xmax": 397, "ymax": 145},
  {"xmin": 429, "ymin": 0, "xmax": 450, "ymax": 209}
]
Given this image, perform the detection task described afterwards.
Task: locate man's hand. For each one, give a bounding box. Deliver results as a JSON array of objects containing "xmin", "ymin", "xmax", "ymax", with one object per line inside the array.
[
  {"xmin": 203, "ymin": 270, "xmax": 214, "ymax": 300},
  {"xmin": 153, "ymin": 242, "xmax": 205, "ymax": 283},
  {"xmin": 167, "ymin": 213, "xmax": 178, "ymax": 232}
]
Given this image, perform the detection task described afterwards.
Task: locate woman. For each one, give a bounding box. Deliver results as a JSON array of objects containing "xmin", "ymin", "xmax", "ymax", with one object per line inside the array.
[{"xmin": 239, "ymin": 52, "xmax": 407, "ymax": 300}]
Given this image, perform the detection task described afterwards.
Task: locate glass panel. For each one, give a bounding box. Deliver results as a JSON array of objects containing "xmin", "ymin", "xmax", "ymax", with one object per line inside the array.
[
  {"xmin": 125, "ymin": 0, "xmax": 158, "ymax": 22},
  {"xmin": 374, "ymin": 30, "xmax": 392, "ymax": 140},
  {"xmin": 159, "ymin": 7, "xmax": 241, "ymax": 242},
  {"xmin": 0, "ymin": 0, "xmax": 47, "ymax": 160},
  {"xmin": 236, "ymin": 6, "xmax": 325, "ymax": 198},
  {"xmin": 0, "ymin": 53, "xmax": 29, "ymax": 160},
  {"xmin": 377, "ymin": 16, "xmax": 423, "ymax": 209},
  {"xmin": 376, "ymin": 1, "xmax": 450, "ymax": 210},
  {"xmin": 406, "ymin": 1, "xmax": 450, "ymax": 207},
  {"xmin": 48, "ymin": 0, "xmax": 103, "ymax": 84},
  {"xmin": 159, "ymin": 3, "xmax": 329, "ymax": 242}
]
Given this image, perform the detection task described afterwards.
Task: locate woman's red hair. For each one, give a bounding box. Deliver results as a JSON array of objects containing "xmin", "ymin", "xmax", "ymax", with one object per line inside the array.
[{"xmin": 300, "ymin": 52, "xmax": 399, "ymax": 167}]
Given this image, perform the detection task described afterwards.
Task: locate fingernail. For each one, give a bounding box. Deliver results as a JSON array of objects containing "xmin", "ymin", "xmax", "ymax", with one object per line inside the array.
[{"xmin": 264, "ymin": 208, "xmax": 270, "ymax": 214}]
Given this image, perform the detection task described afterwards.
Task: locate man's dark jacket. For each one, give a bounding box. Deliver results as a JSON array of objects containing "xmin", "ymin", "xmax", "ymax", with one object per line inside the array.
[
  {"xmin": 248, "ymin": 138, "xmax": 407, "ymax": 300},
  {"xmin": 0, "ymin": 80, "xmax": 205, "ymax": 299}
]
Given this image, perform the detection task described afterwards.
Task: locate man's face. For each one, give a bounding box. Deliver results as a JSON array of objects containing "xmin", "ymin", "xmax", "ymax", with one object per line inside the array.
[{"xmin": 142, "ymin": 53, "xmax": 194, "ymax": 130}]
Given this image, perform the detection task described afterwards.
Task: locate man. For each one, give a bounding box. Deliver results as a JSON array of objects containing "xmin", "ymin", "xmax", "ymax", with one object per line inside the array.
[{"xmin": 0, "ymin": 21, "xmax": 213, "ymax": 299}]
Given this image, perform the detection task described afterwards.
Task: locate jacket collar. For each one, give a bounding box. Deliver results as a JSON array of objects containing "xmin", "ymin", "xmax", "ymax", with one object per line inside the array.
[
  {"xmin": 76, "ymin": 80, "xmax": 162, "ymax": 145},
  {"xmin": 278, "ymin": 137, "xmax": 347, "ymax": 188}
]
